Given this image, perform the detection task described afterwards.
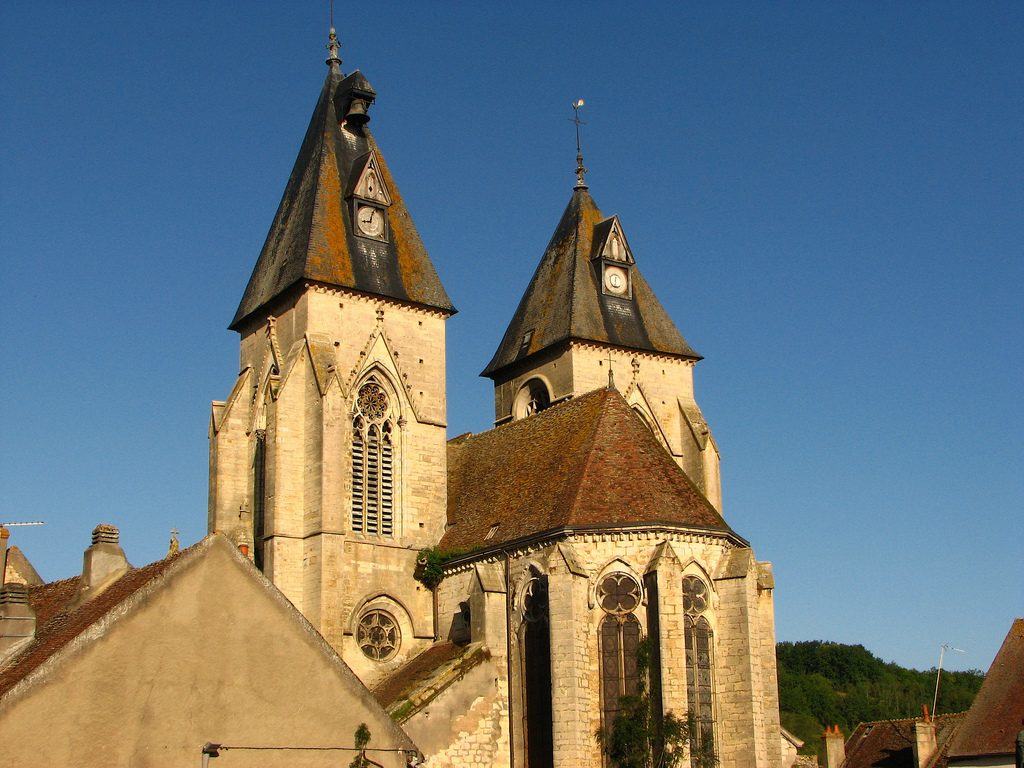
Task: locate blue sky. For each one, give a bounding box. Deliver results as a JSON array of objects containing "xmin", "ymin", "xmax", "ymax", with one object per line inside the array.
[{"xmin": 1, "ymin": 2, "xmax": 1020, "ymax": 675}]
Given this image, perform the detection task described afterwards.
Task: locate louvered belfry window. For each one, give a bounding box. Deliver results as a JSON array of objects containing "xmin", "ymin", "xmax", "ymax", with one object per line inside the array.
[
  {"xmin": 598, "ymin": 573, "xmax": 643, "ymax": 750},
  {"xmin": 683, "ymin": 575, "xmax": 716, "ymax": 752},
  {"xmin": 351, "ymin": 380, "xmax": 395, "ymax": 537}
]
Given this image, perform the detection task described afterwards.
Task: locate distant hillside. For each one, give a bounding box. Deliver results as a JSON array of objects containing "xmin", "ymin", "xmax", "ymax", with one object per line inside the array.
[{"xmin": 776, "ymin": 641, "xmax": 984, "ymax": 757}]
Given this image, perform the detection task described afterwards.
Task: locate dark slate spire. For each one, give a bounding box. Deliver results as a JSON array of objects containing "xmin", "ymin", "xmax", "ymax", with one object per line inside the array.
[
  {"xmin": 481, "ymin": 188, "xmax": 700, "ymax": 377},
  {"xmin": 229, "ymin": 45, "xmax": 454, "ymax": 331}
]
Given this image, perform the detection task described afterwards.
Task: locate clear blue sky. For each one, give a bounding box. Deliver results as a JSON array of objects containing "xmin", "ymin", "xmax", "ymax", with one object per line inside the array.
[{"xmin": 2, "ymin": 2, "xmax": 1021, "ymax": 675}]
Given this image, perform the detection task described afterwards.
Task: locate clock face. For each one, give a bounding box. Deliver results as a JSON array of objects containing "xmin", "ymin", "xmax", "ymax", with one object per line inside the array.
[
  {"xmin": 604, "ymin": 265, "xmax": 629, "ymax": 295},
  {"xmin": 357, "ymin": 205, "xmax": 385, "ymax": 238}
]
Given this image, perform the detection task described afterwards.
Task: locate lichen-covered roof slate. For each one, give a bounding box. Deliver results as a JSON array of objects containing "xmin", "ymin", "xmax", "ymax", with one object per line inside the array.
[
  {"xmin": 440, "ymin": 387, "xmax": 732, "ymax": 554},
  {"xmin": 482, "ymin": 188, "xmax": 699, "ymax": 377},
  {"xmin": 230, "ymin": 68, "xmax": 454, "ymax": 330},
  {"xmin": 843, "ymin": 713, "xmax": 966, "ymax": 768},
  {"xmin": 947, "ymin": 617, "xmax": 1024, "ymax": 759}
]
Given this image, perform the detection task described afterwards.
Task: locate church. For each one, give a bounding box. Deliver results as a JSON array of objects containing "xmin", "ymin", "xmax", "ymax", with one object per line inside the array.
[{"xmin": 208, "ymin": 28, "xmax": 783, "ymax": 768}]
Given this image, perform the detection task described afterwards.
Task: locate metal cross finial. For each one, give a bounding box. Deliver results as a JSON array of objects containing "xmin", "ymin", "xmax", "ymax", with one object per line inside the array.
[
  {"xmin": 571, "ymin": 99, "xmax": 588, "ymax": 189},
  {"xmin": 606, "ymin": 349, "xmax": 616, "ymax": 389}
]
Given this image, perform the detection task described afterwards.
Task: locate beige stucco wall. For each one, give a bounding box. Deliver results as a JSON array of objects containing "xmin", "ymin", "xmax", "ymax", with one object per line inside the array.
[{"xmin": 0, "ymin": 537, "xmax": 414, "ymax": 768}]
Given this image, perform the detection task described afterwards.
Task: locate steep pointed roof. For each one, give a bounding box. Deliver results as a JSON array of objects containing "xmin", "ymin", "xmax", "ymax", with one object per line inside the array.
[
  {"xmin": 440, "ymin": 388, "xmax": 735, "ymax": 554},
  {"xmin": 230, "ymin": 67, "xmax": 454, "ymax": 330},
  {"xmin": 947, "ymin": 618, "xmax": 1024, "ymax": 759},
  {"xmin": 482, "ymin": 188, "xmax": 699, "ymax": 377}
]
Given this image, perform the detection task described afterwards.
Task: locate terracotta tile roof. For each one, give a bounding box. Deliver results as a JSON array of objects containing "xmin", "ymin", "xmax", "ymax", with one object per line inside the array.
[
  {"xmin": 230, "ymin": 68, "xmax": 454, "ymax": 330},
  {"xmin": 440, "ymin": 388, "xmax": 733, "ymax": 554},
  {"xmin": 947, "ymin": 617, "xmax": 1024, "ymax": 758},
  {"xmin": 843, "ymin": 713, "xmax": 966, "ymax": 768},
  {"xmin": 0, "ymin": 546, "xmax": 193, "ymax": 699},
  {"xmin": 482, "ymin": 187, "xmax": 699, "ymax": 378}
]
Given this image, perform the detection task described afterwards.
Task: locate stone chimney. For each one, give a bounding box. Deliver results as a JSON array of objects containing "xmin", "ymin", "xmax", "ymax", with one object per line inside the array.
[
  {"xmin": 0, "ymin": 582, "xmax": 36, "ymax": 658},
  {"xmin": 913, "ymin": 707, "xmax": 938, "ymax": 768},
  {"xmin": 823, "ymin": 725, "xmax": 846, "ymax": 768},
  {"xmin": 80, "ymin": 524, "xmax": 129, "ymax": 600}
]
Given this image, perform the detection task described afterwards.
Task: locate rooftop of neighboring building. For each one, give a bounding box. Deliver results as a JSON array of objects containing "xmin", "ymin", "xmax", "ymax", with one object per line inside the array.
[
  {"xmin": 843, "ymin": 712, "xmax": 967, "ymax": 768},
  {"xmin": 946, "ymin": 617, "xmax": 1024, "ymax": 760}
]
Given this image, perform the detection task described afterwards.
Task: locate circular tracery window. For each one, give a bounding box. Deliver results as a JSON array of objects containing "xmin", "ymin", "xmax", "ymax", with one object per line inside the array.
[
  {"xmin": 357, "ymin": 382, "xmax": 389, "ymax": 423},
  {"xmin": 682, "ymin": 575, "xmax": 709, "ymax": 615},
  {"xmin": 357, "ymin": 609, "xmax": 401, "ymax": 661},
  {"xmin": 598, "ymin": 573, "xmax": 641, "ymax": 615}
]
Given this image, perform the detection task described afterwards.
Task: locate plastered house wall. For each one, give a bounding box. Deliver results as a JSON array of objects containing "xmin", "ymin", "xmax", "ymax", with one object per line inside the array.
[{"xmin": 0, "ymin": 538, "xmax": 413, "ymax": 768}]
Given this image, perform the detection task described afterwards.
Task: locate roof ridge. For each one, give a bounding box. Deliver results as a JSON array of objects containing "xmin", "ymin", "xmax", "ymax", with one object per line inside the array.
[
  {"xmin": 300, "ymin": 76, "xmax": 332, "ymax": 278},
  {"xmin": 559, "ymin": 388, "xmax": 614, "ymax": 520}
]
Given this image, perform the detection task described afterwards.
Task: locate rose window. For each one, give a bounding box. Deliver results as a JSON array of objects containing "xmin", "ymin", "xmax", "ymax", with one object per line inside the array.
[
  {"xmin": 357, "ymin": 382, "xmax": 389, "ymax": 422},
  {"xmin": 682, "ymin": 576, "xmax": 709, "ymax": 615},
  {"xmin": 357, "ymin": 609, "xmax": 401, "ymax": 661},
  {"xmin": 597, "ymin": 573, "xmax": 641, "ymax": 615}
]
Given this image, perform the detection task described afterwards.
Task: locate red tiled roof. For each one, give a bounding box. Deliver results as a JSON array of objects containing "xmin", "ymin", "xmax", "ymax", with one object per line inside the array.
[
  {"xmin": 372, "ymin": 640, "xmax": 465, "ymax": 709},
  {"xmin": 843, "ymin": 713, "xmax": 966, "ymax": 768},
  {"xmin": 947, "ymin": 618, "xmax": 1024, "ymax": 758},
  {"xmin": 440, "ymin": 387, "xmax": 733, "ymax": 554},
  {"xmin": 0, "ymin": 546, "xmax": 193, "ymax": 699}
]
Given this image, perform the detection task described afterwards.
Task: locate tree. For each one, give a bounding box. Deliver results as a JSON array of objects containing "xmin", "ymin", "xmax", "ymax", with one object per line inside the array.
[{"xmin": 349, "ymin": 723, "xmax": 372, "ymax": 768}]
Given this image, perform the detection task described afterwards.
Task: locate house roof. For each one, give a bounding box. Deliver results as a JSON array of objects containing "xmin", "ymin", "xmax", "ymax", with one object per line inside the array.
[
  {"xmin": 440, "ymin": 387, "xmax": 733, "ymax": 554},
  {"xmin": 947, "ymin": 617, "xmax": 1024, "ymax": 759},
  {"xmin": 0, "ymin": 545, "xmax": 192, "ymax": 699},
  {"xmin": 230, "ymin": 67, "xmax": 454, "ymax": 330},
  {"xmin": 843, "ymin": 713, "xmax": 966, "ymax": 768},
  {"xmin": 481, "ymin": 187, "xmax": 699, "ymax": 378}
]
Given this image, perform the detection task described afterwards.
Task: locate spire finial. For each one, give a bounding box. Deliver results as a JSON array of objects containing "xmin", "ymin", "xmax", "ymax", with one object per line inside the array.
[
  {"xmin": 326, "ymin": 15, "xmax": 342, "ymax": 71},
  {"xmin": 606, "ymin": 349, "xmax": 616, "ymax": 389},
  {"xmin": 571, "ymin": 99, "xmax": 588, "ymax": 189}
]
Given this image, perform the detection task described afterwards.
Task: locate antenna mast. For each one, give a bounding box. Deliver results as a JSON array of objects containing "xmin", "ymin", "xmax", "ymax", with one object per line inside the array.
[{"xmin": 932, "ymin": 642, "xmax": 966, "ymax": 716}]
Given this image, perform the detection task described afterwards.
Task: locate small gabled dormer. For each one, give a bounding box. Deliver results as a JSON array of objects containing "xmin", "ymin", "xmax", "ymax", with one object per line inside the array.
[
  {"xmin": 591, "ymin": 215, "xmax": 635, "ymax": 299},
  {"xmin": 348, "ymin": 150, "xmax": 392, "ymax": 243}
]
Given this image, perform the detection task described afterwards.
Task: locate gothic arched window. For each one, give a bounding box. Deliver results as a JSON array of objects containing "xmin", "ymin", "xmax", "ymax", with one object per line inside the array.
[
  {"xmin": 683, "ymin": 576, "xmax": 716, "ymax": 754},
  {"xmin": 351, "ymin": 380, "xmax": 396, "ymax": 536},
  {"xmin": 521, "ymin": 575, "xmax": 553, "ymax": 768},
  {"xmin": 598, "ymin": 573, "xmax": 642, "ymax": 746},
  {"xmin": 513, "ymin": 378, "xmax": 551, "ymax": 420}
]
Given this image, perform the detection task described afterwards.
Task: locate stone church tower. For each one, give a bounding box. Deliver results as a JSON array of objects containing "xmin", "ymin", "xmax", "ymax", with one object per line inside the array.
[
  {"xmin": 208, "ymin": 31, "xmax": 454, "ymax": 681},
  {"xmin": 482, "ymin": 177, "xmax": 722, "ymax": 508}
]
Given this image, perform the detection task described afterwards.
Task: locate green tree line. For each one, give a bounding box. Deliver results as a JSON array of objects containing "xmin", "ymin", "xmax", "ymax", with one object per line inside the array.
[{"xmin": 776, "ymin": 641, "xmax": 984, "ymax": 758}]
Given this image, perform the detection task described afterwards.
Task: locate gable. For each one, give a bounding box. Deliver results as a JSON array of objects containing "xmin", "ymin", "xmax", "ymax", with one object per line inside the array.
[
  {"xmin": 349, "ymin": 151, "xmax": 392, "ymax": 205},
  {"xmin": 0, "ymin": 537, "xmax": 415, "ymax": 767}
]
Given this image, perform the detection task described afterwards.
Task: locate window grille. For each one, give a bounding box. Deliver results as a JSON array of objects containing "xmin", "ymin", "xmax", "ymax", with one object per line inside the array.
[{"xmin": 351, "ymin": 381, "xmax": 395, "ymax": 537}]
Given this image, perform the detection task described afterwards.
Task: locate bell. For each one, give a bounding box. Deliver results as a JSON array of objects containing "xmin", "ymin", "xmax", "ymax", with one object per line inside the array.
[{"xmin": 346, "ymin": 97, "xmax": 371, "ymax": 126}]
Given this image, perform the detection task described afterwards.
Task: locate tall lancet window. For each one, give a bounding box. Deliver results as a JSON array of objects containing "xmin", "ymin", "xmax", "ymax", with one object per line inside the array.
[
  {"xmin": 598, "ymin": 573, "xmax": 643, "ymax": 753},
  {"xmin": 683, "ymin": 575, "xmax": 716, "ymax": 754},
  {"xmin": 351, "ymin": 380, "xmax": 396, "ymax": 537}
]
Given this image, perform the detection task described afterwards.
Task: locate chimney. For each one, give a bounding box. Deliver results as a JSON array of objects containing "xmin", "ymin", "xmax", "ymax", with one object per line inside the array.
[
  {"xmin": 80, "ymin": 524, "xmax": 129, "ymax": 600},
  {"xmin": 0, "ymin": 525, "xmax": 9, "ymax": 589},
  {"xmin": 0, "ymin": 582, "xmax": 36, "ymax": 658},
  {"xmin": 823, "ymin": 725, "xmax": 846, "ymax": 768},
  {"xmin": 913, "ymin": 706, "xmax": 938, "ymax": 768}
]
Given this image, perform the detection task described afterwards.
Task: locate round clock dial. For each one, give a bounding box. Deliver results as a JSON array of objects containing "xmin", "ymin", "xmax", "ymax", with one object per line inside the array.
[
  {"xmin": 604, "ymin": 265, "xmax": 628, "ymax": 295},
  {"xmin": 357, "ymin": 205, "xmax": 385, "ymax": 237}
]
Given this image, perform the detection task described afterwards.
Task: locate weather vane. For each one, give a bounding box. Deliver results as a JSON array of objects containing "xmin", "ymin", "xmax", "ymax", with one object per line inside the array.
[
  {"xmin": 571, "ymin": 99, "xmax": 588, "ymax": 189},
  {"xmin": 325, "ymin": 0, "xmax": 342, "ymax": 70}
]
